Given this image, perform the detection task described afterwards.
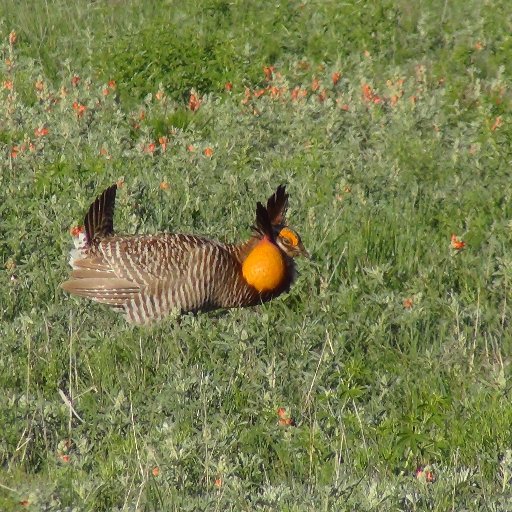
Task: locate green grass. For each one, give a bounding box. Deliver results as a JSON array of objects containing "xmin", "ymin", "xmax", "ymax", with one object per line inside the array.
[{"xmin": 1, "ymin": 0, "xmax": 512, "ymax": 510}]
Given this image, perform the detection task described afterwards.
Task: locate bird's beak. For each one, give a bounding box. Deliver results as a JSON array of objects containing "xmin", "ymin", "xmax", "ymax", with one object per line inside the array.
[{"xmin": 298, "ymin": 242, "xmax": 310, "ymax": 259}]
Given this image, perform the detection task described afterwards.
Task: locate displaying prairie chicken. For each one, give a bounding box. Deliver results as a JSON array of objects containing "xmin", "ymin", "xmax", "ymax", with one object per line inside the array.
[{"xmin": 61, "ymin": 184, "xmax": 309, "ymax": 324}]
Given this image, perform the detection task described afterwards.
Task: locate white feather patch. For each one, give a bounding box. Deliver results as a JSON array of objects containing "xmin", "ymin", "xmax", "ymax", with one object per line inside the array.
[{"xmin": 68, "ymin": 231, "xmax": 87, "ymax": 269}]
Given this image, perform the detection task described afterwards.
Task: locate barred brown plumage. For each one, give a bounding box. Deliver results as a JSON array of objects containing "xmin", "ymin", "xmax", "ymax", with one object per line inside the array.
[{"xmin": 61, "ymin": 184, "xmax": 309, "ymax": 324}]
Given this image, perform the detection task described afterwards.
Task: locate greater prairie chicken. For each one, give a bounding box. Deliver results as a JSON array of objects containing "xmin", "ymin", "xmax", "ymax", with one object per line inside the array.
[{"xmin": 61, "ymin": 185, "xmax": 308, "ymax": 324}]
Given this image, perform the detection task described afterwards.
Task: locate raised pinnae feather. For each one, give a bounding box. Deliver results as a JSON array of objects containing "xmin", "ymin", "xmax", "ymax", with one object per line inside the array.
[
  {"xmin": 84, "ymin": 184, "xmax": 117, "ymax": 244},
  {"xmin": 253, "ymin": 202, "xmax": 275, "ymax": 239},
  {"xmin": 265, "ymin": 184, "xmax": 288, "ymax": 226}
]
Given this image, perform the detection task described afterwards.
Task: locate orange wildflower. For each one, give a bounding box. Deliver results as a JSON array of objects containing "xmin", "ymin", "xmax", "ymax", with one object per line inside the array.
[
  {"xmin": 72, "ymin": 101, "xmax": 86, "ymax": 117},
  {"xmin": 160, "ymin": 181, "xmax": 170, "ymax": 190},
  {"xmin": 225, "ymin": 81, "xmax": 233, "ymax": 91},
  {"xmin": 11, "ymin": 145, "xmax": 19, "ymax": 158},
  {"xmin": 102, "ymin": 88, "xmax": 110, "ymax": 96},
  {"xmin": 145, "ymin": 143, "xmax": 156, "ymax": 154},
  {"xmin": 108, "ymin": 80, "xmax": 116, "ymax": 89},
  {"xmin": 311, "ymin": 77, "xmax": 320, "ymax": 92},
  {"xmin": 155, "ymin": 90, "xmax": 165, "ymax": 101},
  {"xmin": 332, "ymin": 71, "xmax": 341, "ymax": 85},
  {"xmin": 9, "ymin": 31, "xmax": 17, "ymax": 45},
  {"xmin": 491, "ymin": 116, "xmax": 503, "ymax": 132},
  {"xmin": 34, "ymin": 127, "xmax": 49, "ymax": 137},
  {"xmin": 291, "ymin": 86, "xmax": 307, "ymax": 101},
  {"xmin": 71, "ymin": 75, "xmax": 80, "ymax": 87},
  {"xmin": 403, "ymin": 297, "xmax": 414, "ymax": 309},
  {"xmin": 158, "ymin": 136, "xmax": 168, "ymax": 151},
  {"xmin": 362, "ymin": 83, "xmax": 373, "ymax": 102},
  {"xmin": 253, "ymin": 89, "xmax": 266, "ymax": 98},
  {"xmin": 59, "ymin": 454, "xmax": 70, "ymax": 463},
  {"xmin": 203, "ymin": 147, "xmax": 214, "ymax": 157},
  {"xmin": 3, "ymin": 80, "xmax": 13, "ymax": 90},
  {"xmin": 474, "ymin": 41, "xmax": 484, "ymax": 51},
  {"xmin": 450, "ymin": 234, "xmax": 465, "ymax": 250},
  {"xmin": 152, "ymin": 466, "xmax": 160, "ymax": 477},
  {"xmin": 317, "ymin": 89, "xmax": 327, "ymax": 102},
  {"xmin": 269, "ymin": 86, "xmax": 282, "ymax": 98},
  {"xmin": 277, "ymin": 407, "xmax": 295, "ymax": 426},
  {"xmin": 20, "ymin": 500, "xmax": 30, "ymax": 507},
  {"xmin": 263, "ymin": 66, "xmax": 275, "ymax": 81},
  {"xmin": 214, "ymin": 478, "xmax": 223, "ymax": 488},
  {"xmin": 138, "ymin": 110, "xmax": 146, "ymax": 121},
  {"xmin": 415, "ymin": 467, "xmax": 434, "ymax": 482},
  {"xmin": 187, "ymin": 144, "xmax": 195, "ymax": 152},
  {"xmin": 189, "ymin": 91, "xmax": 201, "ymax": 112},
  {"xmin": 362, "ymin": 83, "xmax": 383, "ymax": 104}
]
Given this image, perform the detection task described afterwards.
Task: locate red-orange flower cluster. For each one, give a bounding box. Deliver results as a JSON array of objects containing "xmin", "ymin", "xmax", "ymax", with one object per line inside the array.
[
  {"xmin": 189, "ymin": 92, "xmax": 201, "ymax": 112},
  {"xmin": 144, "ymin": 142, "xmax": 156, "ymax": 154},
  {"xmin": 263, "ymin": 66, "xmax": 275, "ymax": 81},
  {"xmin": 277, "ymin": 407, "xmax": 295, "ymax": 426},
  {"xmin": 159, "ymin": 136, "xmax": 168, "ymax": 152},
  {"xmin": 103, "ymin": 80, "xmax": 117, "ymax": 96},
  {"xmin": 362, "ymin": 83, "xmax": 383, "ymax": 104},
  {"xmin": 291, "ymin": 86, "xmax": 308, "ymax": 101},
  {"xmin": 72, "ymin": 101, "xmax": 86, "ymax": 117},
  {"xmin": 450, "ymin": 234, "xmax": 465, "ymax": 251},
  {"xmin": 34, "ymin": 127, "xmax": 49, "ymax": 137},
  {"xmin": 491, "ymin": 116, "xmax": 503, "ymax": 132},
  {"xmin": 403, "ymin": 297, "xmax": 414, "ymax": 309},
  {"xmin": 10, "ymin": 142, "xmax": 35, "ymax": 158},
  {"xmin": 415, "ymin": 467, "xmax": 435, "ymax": 482}
]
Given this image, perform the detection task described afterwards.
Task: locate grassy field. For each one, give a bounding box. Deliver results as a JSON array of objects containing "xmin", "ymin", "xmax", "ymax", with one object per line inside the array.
[{"xmin": 1, "ymin": 0, "xmax": 512, "ymax": 510}]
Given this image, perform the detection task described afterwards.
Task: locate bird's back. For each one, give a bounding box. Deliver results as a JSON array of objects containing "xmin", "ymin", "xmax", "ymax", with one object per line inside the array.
[{"xmin": 65, "ymin": 232, "xmax": 263, "ymax": 324}]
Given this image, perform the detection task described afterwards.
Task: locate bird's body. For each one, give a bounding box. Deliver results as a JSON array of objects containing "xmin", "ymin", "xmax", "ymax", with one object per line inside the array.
[{"xmin": 62, "ymin": 185, "xmax": 308, "ymax": 325}]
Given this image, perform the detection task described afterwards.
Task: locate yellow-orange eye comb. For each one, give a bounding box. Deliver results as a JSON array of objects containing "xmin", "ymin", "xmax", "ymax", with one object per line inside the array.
[{"xmin": 279, "ymin": 227, "xmax": 299, "ymax": 246}]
